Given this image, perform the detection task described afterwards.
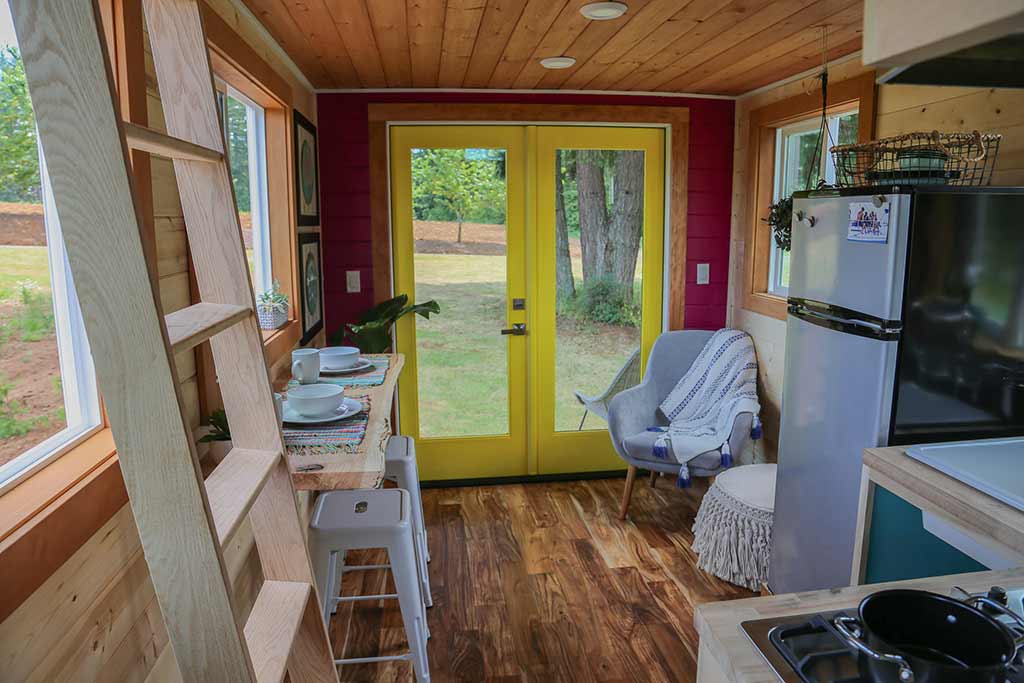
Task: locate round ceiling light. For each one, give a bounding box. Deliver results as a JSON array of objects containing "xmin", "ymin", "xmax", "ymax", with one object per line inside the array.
[
  {"xmin": 540, "ymin": 56, "xmax": 577, "ymax": 69},
  {"xmin": 580, "ymin": 2, "xmax": 628, "ymax": 20}
]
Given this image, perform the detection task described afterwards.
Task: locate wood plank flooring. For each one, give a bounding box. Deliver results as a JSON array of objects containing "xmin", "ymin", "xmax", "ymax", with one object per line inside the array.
[{"xmin": 328, "ymin": 476, "xmax": 754, "ymax": 681}]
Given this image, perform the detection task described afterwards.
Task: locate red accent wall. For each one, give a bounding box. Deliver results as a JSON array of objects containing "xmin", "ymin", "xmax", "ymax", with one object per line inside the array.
[{"xmin": 317, "ymin": 92, "xmax": 734, "ymax": 337}]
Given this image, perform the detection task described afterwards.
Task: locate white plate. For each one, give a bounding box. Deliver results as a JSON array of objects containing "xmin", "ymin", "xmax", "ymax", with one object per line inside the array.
[
  {"xmin": 282, "ymin": 397, "xmax": 361, "ymax": 425},
  {"xmin": 319, "ymin": 358, "xmax": 375, "ymax": 375}
]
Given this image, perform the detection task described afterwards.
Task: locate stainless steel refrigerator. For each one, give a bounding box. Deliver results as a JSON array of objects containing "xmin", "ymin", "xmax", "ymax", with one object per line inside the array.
[{"xmin": 768, "ymin": 187, "xmax": 1024, "ymax": 594}]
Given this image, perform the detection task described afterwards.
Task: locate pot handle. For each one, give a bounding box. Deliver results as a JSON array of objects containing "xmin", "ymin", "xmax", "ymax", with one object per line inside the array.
[
  {"xmin": 962, "ymin": 593, "xmax": 1024, "ymax": 650},
  {"xmin": 833, "ymin": 615, "xmax": 916, "ymax": 683}
]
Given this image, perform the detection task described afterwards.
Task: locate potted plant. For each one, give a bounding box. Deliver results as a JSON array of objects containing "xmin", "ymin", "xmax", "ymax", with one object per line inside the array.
[
  {"xmin": 256, "ymin": 280, "xmax": 289, "ymax": 330},
  {"xmin": 331, "ymin": 294, "xmax": 440, "ymax": 353},
  {"xmin": 198, "ymin": 409, "xmax": 232, "ymax": 463},
  {"xmin": 764, "ymin": 196, "xmax": 792, "ymax": 252}
]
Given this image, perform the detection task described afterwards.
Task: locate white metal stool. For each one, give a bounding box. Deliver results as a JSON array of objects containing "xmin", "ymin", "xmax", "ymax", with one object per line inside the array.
[
  {"xmin": 385, "ymin": 436, "xmax": 432, "ymax": 607},
  {"xmin": 310, "ymin": 488, "xmax": 430, "ymax": 682}
]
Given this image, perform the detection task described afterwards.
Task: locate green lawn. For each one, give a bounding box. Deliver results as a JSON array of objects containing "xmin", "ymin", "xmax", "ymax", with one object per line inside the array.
[
  {"xmin": 413, "ymin": 253, "xmax": 639, "ymax": 437},
  {"xmin": 0, "ymin": 245, "xmax": 51, "ymax": 301}
]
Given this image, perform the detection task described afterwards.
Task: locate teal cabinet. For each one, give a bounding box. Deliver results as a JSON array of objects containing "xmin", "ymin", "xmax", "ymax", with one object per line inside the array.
[{"xmin": 865, "ymin": 485, "xmax": 987, "ymax": 584}]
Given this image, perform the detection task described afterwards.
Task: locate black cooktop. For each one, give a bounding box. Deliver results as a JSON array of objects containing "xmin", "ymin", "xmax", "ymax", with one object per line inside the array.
[{"xmin": 741, "ymin": 609, "xmax": 1024, "ymax": 683}]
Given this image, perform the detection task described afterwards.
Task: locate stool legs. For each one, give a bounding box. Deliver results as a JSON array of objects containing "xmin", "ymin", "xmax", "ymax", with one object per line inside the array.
[{"xmin": 387, "ymin": 536, "xmax": 430, "ymax": 681}]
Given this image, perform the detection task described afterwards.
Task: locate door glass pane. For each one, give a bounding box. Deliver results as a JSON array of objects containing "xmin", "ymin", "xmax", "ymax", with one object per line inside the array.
[
  {"xmin": 554, "ymin": 149, "xmax": 643, "ymax": 432},
  {"xmin": 411, "ymin": 147, "xmax": 509, "ymax": 438}
]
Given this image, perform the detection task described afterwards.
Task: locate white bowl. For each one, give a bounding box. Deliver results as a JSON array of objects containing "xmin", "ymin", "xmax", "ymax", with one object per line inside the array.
[
  {"xmin": 320, "ymin": 346, "xmax": 360, "ymax": 369},
  {"xmin": 287, "ymin": 383, "xmax": 345, "ymax": 418}
]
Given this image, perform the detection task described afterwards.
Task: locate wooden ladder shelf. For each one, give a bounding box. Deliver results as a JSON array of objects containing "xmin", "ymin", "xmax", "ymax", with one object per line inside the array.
[{"xmin": 10, "ymin": 1, "xmax": 338, "ymax": 681}]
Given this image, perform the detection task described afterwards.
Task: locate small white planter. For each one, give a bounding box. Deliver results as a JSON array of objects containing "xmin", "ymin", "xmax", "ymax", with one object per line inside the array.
[{"xmin": 258, "ymin": 305, "xmax": 288, "ymax": 330}]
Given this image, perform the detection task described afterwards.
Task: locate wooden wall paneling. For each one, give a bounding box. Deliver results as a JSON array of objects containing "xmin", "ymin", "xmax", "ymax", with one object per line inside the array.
[
  {"xmin": 326, "ymin": 0, "xmax": 387, "ymax": 87},
  {"xmin": 668, "ymin": 119, "xmax": 690, "ymax": 331}
]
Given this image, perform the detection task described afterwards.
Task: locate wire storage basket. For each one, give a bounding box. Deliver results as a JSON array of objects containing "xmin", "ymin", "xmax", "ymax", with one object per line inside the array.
[{"xmin": 830, "ymin": 131, "xmax": 1001, "ymax": 188}]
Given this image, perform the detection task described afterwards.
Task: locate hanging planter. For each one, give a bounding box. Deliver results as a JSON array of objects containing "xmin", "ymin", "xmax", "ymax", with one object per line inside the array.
[{"xmin": 764, "ymin": 196, "xmax": 792, "ymax": 252}]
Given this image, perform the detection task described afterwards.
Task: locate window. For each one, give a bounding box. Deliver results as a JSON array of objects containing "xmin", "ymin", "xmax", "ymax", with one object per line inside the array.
[
  {"xmin": 0, "ymin": 30, "xmax": 101, "ymax": 490},
  {"xmin": 768, "ymin": 109, "xmax": 859, "ymax": 297},
  {"xmin": 216, "ymin": 83, "xmax": 272, "ymax": 296}
]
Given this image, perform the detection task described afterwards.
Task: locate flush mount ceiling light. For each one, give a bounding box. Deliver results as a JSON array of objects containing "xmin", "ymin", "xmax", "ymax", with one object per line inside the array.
[
  {"xmin": 540, "ymin": 56, "xmax": 577, "ymax": 69},
  {"xmin": 580, "ymin": 2, "xmax": 628, "ymax": 20}
]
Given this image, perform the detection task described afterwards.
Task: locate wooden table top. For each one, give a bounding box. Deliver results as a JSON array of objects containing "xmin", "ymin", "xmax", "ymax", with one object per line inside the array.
[
  {"xmin": 282, "ymin": 353, "xmax": 404, "ymax": 491},
  {"xmin": 864, "ymin": 445, "xmax": 1024, "ymax": 556},
  {"xmin": 695, "ymin": 567, "xmax": 1024, "ymax": 683}
]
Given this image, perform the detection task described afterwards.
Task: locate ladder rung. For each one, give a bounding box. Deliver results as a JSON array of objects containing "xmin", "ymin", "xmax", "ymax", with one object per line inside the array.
[
  {"xmin": 123, "ymin": 121, "xmax": 223, "ymax": 162},
  {"xmin": 244, "ymin": 580, "xmax": 311, "ymax": 683},
  {"xmin": 165, "ymin": 302, "xmax": 251, "ymax": 354},
  {"xmin": 205, "ymin": 447, "xmax": 280, "ymax": 546}
]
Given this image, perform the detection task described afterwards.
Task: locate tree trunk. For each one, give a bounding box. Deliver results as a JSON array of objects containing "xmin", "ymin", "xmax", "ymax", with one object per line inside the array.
[
  {"xmin": 606, "ymin": 151, "xmax": 644, "ymax": 301},
  {"xmin": 576, "ymin": 150, "xmax": 608, "ymax": 283},
  {"xmin": 554, "ymin": 150, "xmax": 576, "ymax": 301},
  {"xmin": 456, "ymin": 219, "xmax": 463, "ymax": 243}
]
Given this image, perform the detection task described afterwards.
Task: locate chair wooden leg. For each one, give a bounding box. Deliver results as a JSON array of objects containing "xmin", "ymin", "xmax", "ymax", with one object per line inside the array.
[
  {"xmin": 649, "ymin": 470, "xmax": 658, "ymax": 487},
  {"xmin": 619, "ymin": 465, "xmax": 638, "ymax": 520}
]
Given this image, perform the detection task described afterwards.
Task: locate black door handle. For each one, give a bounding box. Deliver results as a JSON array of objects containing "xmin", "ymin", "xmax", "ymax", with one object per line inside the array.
[{"xmin": 500, "ymin": 323, "xmax": 527, "ymax": 336}]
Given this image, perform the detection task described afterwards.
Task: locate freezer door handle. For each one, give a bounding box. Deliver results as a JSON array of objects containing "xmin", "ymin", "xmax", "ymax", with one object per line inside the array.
[{"xmin": 788, "ymin": 301, "xmax": 901, "ymax": 341}]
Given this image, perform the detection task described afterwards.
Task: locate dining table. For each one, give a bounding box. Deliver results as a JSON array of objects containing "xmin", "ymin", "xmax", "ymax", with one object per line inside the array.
[{"xmin": 276, "ymin": 352, "xmax": 404, "ymax": 492}]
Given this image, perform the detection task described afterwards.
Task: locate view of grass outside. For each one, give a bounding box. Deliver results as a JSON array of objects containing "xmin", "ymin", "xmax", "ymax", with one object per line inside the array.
[
  {"xmin": 0, "ymin": 41, "xmax": 68, "ymax": 465},
  {"xmin": 410, "ymin": 146, "xmax": 644, "ymax": 438}
]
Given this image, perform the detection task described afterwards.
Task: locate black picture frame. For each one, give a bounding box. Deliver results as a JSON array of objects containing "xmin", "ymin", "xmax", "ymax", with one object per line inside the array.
[
  {"xmin": 297, "ymin": 232, "xmax": 323, "ymax": 344},
  {"xmin": 293, "ymin": 110, "xmax": 320, "ymax": 226}
]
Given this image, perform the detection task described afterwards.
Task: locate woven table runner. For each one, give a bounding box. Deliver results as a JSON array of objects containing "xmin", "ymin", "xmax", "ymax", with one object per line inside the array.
[
  {"xmin": 283, "ymin": 396, "xmax": 371, "ymax": 456},
  {"xmin": 291, "ymin": 354, "xmax": 390, "ymax": 389}
]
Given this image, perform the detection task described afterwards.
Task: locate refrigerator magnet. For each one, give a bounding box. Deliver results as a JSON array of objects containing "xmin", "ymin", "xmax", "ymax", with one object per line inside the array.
[{"xmin": 847, "ymin": 201, "xmax": 890, "ymax": 243}]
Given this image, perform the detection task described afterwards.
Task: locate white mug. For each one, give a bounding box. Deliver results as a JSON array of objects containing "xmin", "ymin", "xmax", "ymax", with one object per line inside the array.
[{"xmin": 291, "ymin": 348, "xmax": 320, "ymax": 385}]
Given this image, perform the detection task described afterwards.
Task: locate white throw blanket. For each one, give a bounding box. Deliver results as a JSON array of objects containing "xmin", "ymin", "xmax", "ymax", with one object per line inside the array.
[{"xmin": 653, "ymin": 329, "xmax": 760, "ymax": 487}]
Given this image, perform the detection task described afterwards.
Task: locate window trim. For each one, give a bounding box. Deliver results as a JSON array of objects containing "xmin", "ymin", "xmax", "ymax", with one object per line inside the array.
[{"xmin": 741, "ymin": 71, "xmax": 877, "ymax": 320}]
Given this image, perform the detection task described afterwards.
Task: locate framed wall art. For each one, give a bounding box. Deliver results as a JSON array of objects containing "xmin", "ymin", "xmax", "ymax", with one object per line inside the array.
[
  {"xmin": 297, "ymin": 232, "xmax": 323, "ymax": 344},
  {"xmin": 293, "ymin": 110, "xmax": 320, "ymax": 226}
]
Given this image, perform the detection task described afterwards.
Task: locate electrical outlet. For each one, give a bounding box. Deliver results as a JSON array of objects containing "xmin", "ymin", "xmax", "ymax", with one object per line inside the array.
[
  {"xmin": 696, "ymin": 263, "xmax": 710, "ymax": 285},
  {"xmin": 346, "ymin": 270, "xmax": 361, "ymax": 293}
]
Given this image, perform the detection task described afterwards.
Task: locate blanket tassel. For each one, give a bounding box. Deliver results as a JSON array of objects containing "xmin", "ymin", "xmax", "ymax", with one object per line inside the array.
[
  {"xmin": 751, "ymin": 415, "xmax": 763, "ymax": 441},
  {"xmin": 676, "ymin": 466, "xmax": 691, "ymax": 489},
  {"xmin": 720, "ymin": 441, "xmax": 733, "ymax": 469}
]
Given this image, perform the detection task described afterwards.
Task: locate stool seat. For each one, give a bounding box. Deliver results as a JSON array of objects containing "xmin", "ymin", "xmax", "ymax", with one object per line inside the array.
[
  {"xmin": 692, "ymin": 463, "xmax": 777, "ymax": 590},
  {"xmin": 311, "ymin": 489, "xmax": 408, "ymax": 533}
]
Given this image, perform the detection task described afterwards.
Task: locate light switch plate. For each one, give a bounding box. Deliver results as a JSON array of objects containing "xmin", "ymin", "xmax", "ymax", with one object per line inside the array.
[
  {"xmin": 696, "ymin": 263, "xmax": 710, "ymax": 285},
  {"xmin": 346, "ymin": 270, "xmax": 361, "ymax": 293}
]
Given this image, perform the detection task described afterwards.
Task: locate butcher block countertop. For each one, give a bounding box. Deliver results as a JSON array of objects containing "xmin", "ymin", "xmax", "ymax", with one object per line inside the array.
[
  {"xmin": 860, "ymin": 445, "xmax": 1024, "ymax": 555},
  {"xmin": 695, "ymin": 567, "xmax": 1024, "ymax": 683}
]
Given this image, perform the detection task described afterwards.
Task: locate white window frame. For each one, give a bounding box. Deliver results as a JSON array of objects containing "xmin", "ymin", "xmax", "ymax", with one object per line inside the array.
[
  {"xmin": 768, "ymin": 107, "xmax": 858, "ymax": 298},
  {"xmin": 0, "ymin": 143, "xmax": 102, "ymax": 493},
  {"xmin": 219, "ymin": 82, "xmax": 272, "ymax": 296}
]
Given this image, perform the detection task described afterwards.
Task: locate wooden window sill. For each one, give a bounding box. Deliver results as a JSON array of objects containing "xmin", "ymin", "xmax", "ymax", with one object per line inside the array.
[
  {"xmin": 0, "ymin": 427, "xmax": 126, "ymax": 621},
  {"xmin": 743, "ymin": 291, "xmax": 788, "ymax": 321},
  {"xmin": 262, "ymin": 318, "xmax": 301, "ymax": 366}
]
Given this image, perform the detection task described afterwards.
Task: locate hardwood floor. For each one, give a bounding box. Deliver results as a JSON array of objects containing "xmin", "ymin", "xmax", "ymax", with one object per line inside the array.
[{"xmin": 328, "ymin": 476, "xmax": 754, "ymax": 681}]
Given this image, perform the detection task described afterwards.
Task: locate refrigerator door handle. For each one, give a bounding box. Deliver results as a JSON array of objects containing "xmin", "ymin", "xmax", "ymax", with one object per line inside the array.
[{"xmin": 788, "ymin": 302, "xmax": 901, "ymax": 341}]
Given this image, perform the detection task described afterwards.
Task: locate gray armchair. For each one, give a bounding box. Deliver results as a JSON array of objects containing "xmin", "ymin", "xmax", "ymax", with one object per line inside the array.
[{"xmin": 608, "ymin": 330, "xmax": 754, "ymax": 520}]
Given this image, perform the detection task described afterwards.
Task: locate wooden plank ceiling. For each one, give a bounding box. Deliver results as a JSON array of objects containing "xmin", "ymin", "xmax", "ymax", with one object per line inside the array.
[{"xmin": 240, "ymin": 0, "xmax": 863, "ymax": 96}]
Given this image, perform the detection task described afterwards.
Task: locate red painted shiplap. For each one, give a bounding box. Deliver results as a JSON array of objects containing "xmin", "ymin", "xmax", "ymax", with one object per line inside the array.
[{"xmin": 316, "ymin": 92, "xmax": 734, "ymax": 337}]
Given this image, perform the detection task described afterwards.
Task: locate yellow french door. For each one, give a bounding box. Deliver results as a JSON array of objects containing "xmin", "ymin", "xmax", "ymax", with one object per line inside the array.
[
  {"xmin": 532, "ymin": 127, "xmax": 664, "ymax": 474},
  {"xmin": 391, "ymin": 125, "xmax": 664, "ymax": 481},
  {"xmin": 391, "ymin": 126, "xmax": 528, "ymax": 480}
]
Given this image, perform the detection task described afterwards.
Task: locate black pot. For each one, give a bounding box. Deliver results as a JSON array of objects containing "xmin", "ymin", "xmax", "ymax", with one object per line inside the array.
[{"xmin": 832, "ymin": 589, "xmax": 1020, "ymax": 683}]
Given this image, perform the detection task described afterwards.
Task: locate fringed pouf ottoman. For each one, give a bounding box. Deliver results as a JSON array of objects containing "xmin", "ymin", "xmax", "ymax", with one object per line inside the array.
[{"xmin": 691, "ymin": 463, "xmax": 776, "ymax": 590}]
